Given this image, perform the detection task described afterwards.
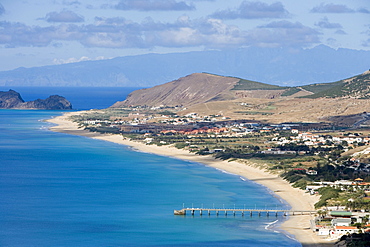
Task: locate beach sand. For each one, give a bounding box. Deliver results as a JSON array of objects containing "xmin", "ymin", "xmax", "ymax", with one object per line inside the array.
[{"xmin": 47, "ymin": 111, "xmax": 337, "ymax": 247}]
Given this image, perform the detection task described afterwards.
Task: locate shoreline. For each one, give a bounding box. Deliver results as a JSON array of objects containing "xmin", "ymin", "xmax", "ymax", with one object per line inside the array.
[{"xmin": 46, "ymin": 111, "xmax": 336, "ymax": 247}]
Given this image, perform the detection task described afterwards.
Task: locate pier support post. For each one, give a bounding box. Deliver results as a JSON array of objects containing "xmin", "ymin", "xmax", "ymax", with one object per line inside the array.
[
  {"xmin": 192, "ymin": 210, "xmax": 195, "ymax": 216},
  {"xmin": 200, "ymin": 210, "xmax": 202, "ymax": 216},
  {"xmin": 258, "ymin": 211, "xmax": 261, "ymax": 217},
  {"xmin": 267, "ymin": 211, "xmax": 269, "ymax": 217},
  {"xmin": 216, "ymin": 210, "xmax": 219, "ymax": 216},
  {"xmin": 250, "ymin": 211, "xmax": 252, "ymax": 216}
]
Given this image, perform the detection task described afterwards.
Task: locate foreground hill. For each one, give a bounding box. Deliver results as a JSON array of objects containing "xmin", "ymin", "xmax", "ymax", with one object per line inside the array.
[
  {"xmin": 111, "ymin": 70, "xmax": 370, "ymax": 125},
  {"xmin": 0, "ymin": 90, "xmax": 72, "ymax": 110},
  {"xmin": 301, "ymin": 70, "xmax": 370, "ymax": 99},
  {"xmin": 112, "ymin": 73, "xmax": 291, "ymax": 108}
]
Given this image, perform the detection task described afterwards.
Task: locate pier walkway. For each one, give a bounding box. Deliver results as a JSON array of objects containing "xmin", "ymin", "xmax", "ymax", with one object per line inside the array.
[{"xmin": 174, "ymin": 208, "xmax": 317, "ymax": 217}]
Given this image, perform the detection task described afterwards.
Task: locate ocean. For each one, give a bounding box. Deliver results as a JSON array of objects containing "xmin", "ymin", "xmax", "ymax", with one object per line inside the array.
[
  {"xmin": 0, "ymin": 87, "xmax": 141, "ymax": 110},
  {"xmin": 0, "ymin": 88, "xmax": 300, "ymax": 246}
]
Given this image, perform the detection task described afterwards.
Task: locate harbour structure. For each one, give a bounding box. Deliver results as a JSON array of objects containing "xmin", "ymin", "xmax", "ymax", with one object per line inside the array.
[{"xmin": 174, "ymin": 207, "xmax": 316, "ymax": 217}]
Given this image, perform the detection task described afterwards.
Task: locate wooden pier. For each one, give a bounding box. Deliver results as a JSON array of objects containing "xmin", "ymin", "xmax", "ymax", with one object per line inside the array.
[{"xmin": 174, "ymin": 208, "xmax": 317, "ymax": 217}]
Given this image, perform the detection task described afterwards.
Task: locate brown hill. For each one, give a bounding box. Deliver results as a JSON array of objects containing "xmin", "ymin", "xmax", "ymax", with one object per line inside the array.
[
  {"xmin": 111, "ymin": 73, "xmax": 291, "ymax": 108},
  {"xmin": 111, "ymin": 71, "xmax": 370, "ymax": 125},
  {"xmin": 111, "ymin": 73, "xmax": 241, "ymax": 107}
]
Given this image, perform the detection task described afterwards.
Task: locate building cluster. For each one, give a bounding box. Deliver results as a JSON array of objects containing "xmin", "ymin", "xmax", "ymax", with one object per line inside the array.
[
  {"xmin": 82, "ymin": 114, "xmax": 297, "ymax": 136},
  {"xmin": 273, "ymin": 131, "xmax": 370, "ymax": 147},
  {"xmin": 306, "ymin": 179, "xmax": 370, "ymax": 194},
  {"xmin": 313, "ymin": 211, "xmax": 370, "ymax": 239}
]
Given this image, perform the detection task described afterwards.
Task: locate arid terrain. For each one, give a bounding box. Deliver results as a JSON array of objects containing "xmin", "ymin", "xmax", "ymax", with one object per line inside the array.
[{"xmin": 112, "ymin": 70, "xmax": 370, "ymax": 126}]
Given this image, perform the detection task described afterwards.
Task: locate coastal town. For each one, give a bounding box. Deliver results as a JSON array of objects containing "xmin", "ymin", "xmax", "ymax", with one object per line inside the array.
[{"xmin": 68, "ymin": 108, "xmax": 370, "ymax": 245}]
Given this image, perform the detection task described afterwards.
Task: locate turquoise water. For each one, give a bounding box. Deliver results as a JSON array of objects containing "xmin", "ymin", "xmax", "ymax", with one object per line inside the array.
[{"xmin": 0, "ymin": 88, "xmax": 301, "ymax": 246}]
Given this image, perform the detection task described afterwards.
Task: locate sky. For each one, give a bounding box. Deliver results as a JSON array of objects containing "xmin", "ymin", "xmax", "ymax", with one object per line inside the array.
[{"xmin": 0, "ymin": 0, "xmax": 369, "ymax": 71}]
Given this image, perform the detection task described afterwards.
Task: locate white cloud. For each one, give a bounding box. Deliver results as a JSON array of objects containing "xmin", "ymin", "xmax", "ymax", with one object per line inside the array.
[
  {"xmin": 0, "ymin": 16, "xmax": 321, "ymax": 49},
  {"xmin": 310, "ymin": 3, "xmax": 369, "ymax": 14},
  {"xmin": 255, "ymin": 21, "xmax": 321, "ymax": 47},
  {"xmin": 211, "ymin": 1, "xmax": 290, "ymax": 19},
  {"xmin": 53, "ymin": 56, "xmax": 110, "ymax": 64},
  {"xmin": 335, "ymin": 30, "xmax": 347, "ymax": 35},
  {"xmin": 45, "ymin": 10, "xmax": 84, "ymax": 23},
  {"xmin": 62, "ymin": 0, "xmax": 81, "ymax": 6},
  {"xmin": 113, "ymin": 0, "xmax": 195, "ymax": 11},
  {"xmin": 0, "ymin": 3, "xmax": 5, "ymax": 15},
  {"xmin": 315, "ymin": 17, "xmax": 343, "ymax": 29}
]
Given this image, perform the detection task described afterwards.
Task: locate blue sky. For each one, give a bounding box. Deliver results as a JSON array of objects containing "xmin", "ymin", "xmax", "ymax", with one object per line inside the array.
[{"xmin": 0, "ymin": 0, "xmax": 369, "ymax": 71}]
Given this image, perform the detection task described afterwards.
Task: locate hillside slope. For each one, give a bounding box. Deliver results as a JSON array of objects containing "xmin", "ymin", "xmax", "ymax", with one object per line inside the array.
[
  {"xmin": 110, "ymin": 70, "xmax": 370, "ymax": 125},
  {"xmin": 111, "ymin": 73, "xmax": 241, "ymax": 107},
  {"xmin": 302, "ymin": 70, "xmax": 370, "ymax": 99}
]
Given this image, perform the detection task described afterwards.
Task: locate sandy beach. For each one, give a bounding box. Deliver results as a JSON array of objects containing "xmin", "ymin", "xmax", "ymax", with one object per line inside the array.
[{"xmin": 47, "ymin": 111, "xmax": 337, "ymax": 247}]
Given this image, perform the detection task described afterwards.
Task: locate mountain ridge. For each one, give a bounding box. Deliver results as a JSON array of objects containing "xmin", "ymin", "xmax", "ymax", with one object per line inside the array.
[{"xmin": 1, "ymin": 46, "xmax": 369, "ymax": 88}]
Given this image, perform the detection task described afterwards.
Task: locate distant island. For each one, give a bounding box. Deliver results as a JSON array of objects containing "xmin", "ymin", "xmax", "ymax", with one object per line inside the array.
[
  {"xmin": 0, "ymin": 89, "xmax": 72, "ymax": 110},
  {"xmin": 0, "ymin": 46, "xmax": 370, "ymax": 88}
]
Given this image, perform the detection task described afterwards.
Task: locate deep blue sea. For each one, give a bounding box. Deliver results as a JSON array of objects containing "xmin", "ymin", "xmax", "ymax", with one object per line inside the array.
[
  {"xmin": 0, "ymin": 88, "xmax": 300, "ymax": 246},
  {"xmin": 0, "ymin": 87, "xmax": 141, "ymax": 110}
]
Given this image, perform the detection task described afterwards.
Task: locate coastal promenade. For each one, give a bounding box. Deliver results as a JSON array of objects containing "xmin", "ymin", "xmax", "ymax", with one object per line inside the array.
[{"xmin": 174, "ymin": 207, "xmax": 316, "ymax": 216}]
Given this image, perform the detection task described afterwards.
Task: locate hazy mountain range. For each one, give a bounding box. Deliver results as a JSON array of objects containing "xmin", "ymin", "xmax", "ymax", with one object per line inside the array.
[{"xmin": 0, "ymin": 45, "xmax": 369, "ymax": 88}]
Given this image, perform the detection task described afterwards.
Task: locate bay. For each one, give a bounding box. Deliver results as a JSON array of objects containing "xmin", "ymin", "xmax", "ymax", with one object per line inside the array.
[{"xmin": 0, "ymin": 88, "xmax": 300, "ymax": 246}]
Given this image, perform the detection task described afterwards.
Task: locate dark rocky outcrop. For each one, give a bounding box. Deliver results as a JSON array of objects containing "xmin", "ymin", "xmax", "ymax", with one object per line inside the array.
[
  {"xmin": 0, "ymin": 90, "xmax": 24, "ymax": 108},
  {"xmin": 0, "ymin": 90, "xmax": 72, "ymax": 110}
]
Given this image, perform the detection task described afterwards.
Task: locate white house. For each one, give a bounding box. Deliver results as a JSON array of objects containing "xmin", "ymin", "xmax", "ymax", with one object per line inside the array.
[
  {"xmin": 330, "ymin": 226, "xmax": 358, "ymax": 237},
  {"xmin": 331, "ymin": 218, "xmax": 351, "ymax": 227}
]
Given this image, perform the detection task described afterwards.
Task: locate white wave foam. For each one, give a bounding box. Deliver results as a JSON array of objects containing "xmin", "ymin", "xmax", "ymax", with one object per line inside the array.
[{"xmin": 265, "ymin": 219, "xmax": 279, "ymax": 230}]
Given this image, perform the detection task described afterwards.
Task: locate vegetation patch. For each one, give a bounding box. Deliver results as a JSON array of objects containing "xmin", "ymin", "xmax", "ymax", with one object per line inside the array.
[
  {"xmin": 234, "ymin": 111, "xmax": 273, "ymax": 115},
  {"xmin": 281, "ymin": 87, "xmax": 301, "ymax": 97},
  {"xmin": 232, "ymin": 79, "xmax": 287, "ymax": 90}
]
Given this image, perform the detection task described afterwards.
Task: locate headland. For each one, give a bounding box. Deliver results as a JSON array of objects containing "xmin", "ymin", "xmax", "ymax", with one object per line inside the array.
[{"xmin": 47, "ymin": 111, "xmax": 336, "ymax": 247}]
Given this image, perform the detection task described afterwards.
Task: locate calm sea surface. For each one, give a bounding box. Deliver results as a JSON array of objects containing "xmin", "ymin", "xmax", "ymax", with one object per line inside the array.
[
  {"xmin": 0, "ymin": 88, "xmax": 300, "ymax": 246},
  {"xmin": 0, "ymin": 87, "xmax": 141, "ymax": 110}
]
